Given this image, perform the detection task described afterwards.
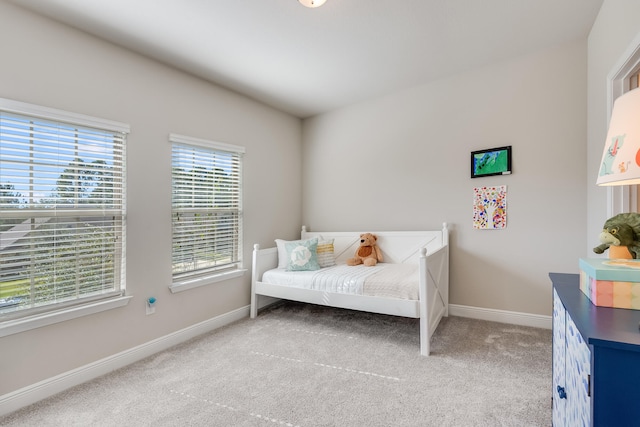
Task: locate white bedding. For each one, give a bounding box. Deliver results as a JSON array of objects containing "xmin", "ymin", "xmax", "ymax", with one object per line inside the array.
[{"xmin": 261, "ymin": 263, "xmax": 419, "ymax": 300}]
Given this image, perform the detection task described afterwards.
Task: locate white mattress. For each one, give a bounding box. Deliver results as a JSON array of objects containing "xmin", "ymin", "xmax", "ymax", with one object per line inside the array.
[{"xmin": 261, "ymin": 263, "xmax": 419, "ymax": 300}]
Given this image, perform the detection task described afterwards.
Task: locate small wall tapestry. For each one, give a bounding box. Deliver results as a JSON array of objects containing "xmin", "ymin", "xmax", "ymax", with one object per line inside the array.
[{"xmin": 473, "ymin": 185, "xmax": 507, "ymax": 229}]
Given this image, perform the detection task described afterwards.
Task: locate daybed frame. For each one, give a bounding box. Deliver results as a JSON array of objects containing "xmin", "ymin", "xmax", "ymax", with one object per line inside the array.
[{"xmin": 250, "ymin": 223, "xmax": 449, "ymax": 356}]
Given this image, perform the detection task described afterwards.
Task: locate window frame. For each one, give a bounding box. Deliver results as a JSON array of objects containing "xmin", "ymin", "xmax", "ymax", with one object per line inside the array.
[
  {"xmin": 169, "ymin": 133, "xmax": 246, "ymax": 293},
  {"xmin": 0, "ymin": 98, "xmax": 130, "ymax": 337}
]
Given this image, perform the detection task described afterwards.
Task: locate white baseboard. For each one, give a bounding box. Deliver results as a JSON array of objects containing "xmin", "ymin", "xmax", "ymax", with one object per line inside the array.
[
  {"xmin": 0, "ymin": 305, "xmax": 250, "ymax": 417},
  {"xmin": 449, "ymin": 304, "xmax": 552, "ymax": 330}
]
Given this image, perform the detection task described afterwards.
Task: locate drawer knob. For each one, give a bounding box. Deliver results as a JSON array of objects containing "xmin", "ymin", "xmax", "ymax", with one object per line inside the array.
[{"xmin": 557, "ymin": 385, "xmax": 567, "ymax": 399}]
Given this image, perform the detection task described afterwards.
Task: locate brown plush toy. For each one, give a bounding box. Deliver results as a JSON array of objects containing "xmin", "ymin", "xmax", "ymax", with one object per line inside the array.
[{"xmin": 346, "ymin": 233, "xmax": 383, "ymax": 266}]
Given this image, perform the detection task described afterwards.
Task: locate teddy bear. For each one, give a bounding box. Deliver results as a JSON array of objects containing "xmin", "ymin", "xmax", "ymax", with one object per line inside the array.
[
  {"xmin": 593, "ymin": 212, "xmax": 640, "ymax": 259},
  {"xmin": 346, "ymin": 233, "xmax": 383, "ymax": 266}
]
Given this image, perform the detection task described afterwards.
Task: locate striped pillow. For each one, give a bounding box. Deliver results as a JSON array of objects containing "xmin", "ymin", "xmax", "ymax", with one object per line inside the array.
[{"xmin": 316, "ymin": 238, "xmax": 336, "ymax": 268}]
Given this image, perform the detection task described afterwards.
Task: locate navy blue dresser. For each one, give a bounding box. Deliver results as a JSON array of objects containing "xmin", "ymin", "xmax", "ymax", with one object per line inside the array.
[{"xmin": 551, "ymin": 272, "xmax": 640, "ymax": 426}]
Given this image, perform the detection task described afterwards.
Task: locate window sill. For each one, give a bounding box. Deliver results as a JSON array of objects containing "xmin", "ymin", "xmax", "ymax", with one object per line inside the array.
[
  {"xmin": 170, "ymin": 269, "xmax": 247, "ymax": 293},
  {"xmin": 0, "ymin": 295, "xmax": 132, "ymax": 338}
]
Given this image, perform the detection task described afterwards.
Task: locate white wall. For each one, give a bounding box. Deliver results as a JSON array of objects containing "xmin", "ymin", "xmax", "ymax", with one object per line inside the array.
[
  {"xmin": 0, "ymin": 2, "xmax": 302, "ymax": 396},
  {"xmin": 302, "ymin": 40, "xmax": 588, "ymax": 317},
  {"xmin": 3, "ymin": 0, "xmax": 621, "ymax": 407},
  {"xmin": 587, "ymin": 0, "xmax": 640, "ymax": 250}
]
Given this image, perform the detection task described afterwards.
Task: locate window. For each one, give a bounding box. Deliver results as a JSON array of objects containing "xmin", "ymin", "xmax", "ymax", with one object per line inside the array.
[
  {"xmin": 0, "ymin": 98, "xmax": 129, "ymax": 321},
  {"xmin": 170, "ymin": 134, "xmax": 244, "ymax": 292},
  {"xmin": 631, "ymin": 71, "xmax": 640, "ymax": 90}
]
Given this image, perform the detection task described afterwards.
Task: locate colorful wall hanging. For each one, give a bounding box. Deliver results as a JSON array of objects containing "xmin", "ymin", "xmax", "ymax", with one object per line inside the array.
[{"xmin": 473, "ymin": 185, "xmax": 507, "ymax": 229}]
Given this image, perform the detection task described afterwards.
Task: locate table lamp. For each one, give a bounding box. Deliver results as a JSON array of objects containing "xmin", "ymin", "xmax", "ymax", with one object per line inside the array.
[{"xmin": 597, "ymin": 88, "xmax": 640, "ymax": 186}]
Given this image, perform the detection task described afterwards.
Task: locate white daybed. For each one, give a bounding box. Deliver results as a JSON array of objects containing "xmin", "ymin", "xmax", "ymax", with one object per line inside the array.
[{"xmin": 250, "ymin": 223, "xmax": 449, "ymax": 356}]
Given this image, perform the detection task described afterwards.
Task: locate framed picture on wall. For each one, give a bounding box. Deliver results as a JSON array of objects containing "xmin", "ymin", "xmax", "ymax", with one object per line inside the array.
[{"xmin": 470, "ymin": 146, "xmax": 512, "ymax": 178}]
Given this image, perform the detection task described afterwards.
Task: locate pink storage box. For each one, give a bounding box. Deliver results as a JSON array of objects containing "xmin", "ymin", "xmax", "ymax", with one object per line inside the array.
[{"xmin": 579, "ymin": 258, "xmax": 640, "ymax": 310}]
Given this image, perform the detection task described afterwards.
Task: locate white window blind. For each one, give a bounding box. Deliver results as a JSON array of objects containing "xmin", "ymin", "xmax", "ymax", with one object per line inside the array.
[
  {"xmin": 0, "ymin": 99, "xmax": 128, "ymax": 319},
  {"xmin": 171, "ymin": 134, "xmax": 243, "ymax": 285}
]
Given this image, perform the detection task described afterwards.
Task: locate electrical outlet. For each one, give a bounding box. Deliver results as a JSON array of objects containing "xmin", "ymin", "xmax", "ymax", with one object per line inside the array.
[{"xmin": 146, "ymin": 297, "xmax": 156, "ymax": 315}]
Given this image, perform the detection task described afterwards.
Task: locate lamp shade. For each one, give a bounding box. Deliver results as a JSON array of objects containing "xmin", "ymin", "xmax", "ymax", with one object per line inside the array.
[{"xmin": 597, "ymin": 88, "xmax": 640, "ymax": 186}]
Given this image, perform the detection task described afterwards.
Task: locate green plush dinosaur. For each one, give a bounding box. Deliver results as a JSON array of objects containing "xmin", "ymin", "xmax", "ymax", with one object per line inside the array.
[{"xmin": 593, "ymin": 213, "xmax": 640, "ymax": 259}]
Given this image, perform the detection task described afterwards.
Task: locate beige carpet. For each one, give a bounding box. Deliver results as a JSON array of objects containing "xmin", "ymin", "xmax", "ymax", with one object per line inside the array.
[{"xmin": 1, "ymin": 301, "xmax": 552, "ymax": 426}]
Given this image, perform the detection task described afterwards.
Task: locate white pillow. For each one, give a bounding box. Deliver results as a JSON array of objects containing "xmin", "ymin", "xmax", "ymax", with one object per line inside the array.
[
  {"xmin": 275, "ymin": 238, "xmax": 318, "ymax": 269},
  {"xmin": 316, "ymin": 238, "xmax": 336, "ymax": 268}
]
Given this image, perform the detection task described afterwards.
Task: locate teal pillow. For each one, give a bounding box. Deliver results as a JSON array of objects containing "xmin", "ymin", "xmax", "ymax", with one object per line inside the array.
[{"xmin": 285, "ymin": 239, "xmax": 320, "ymax": 271}]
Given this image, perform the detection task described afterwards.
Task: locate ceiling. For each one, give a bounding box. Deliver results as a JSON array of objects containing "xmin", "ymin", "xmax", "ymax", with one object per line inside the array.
[{"xmin": 10, "ymin": 0, "xmax": 603, "ymax": 118}]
